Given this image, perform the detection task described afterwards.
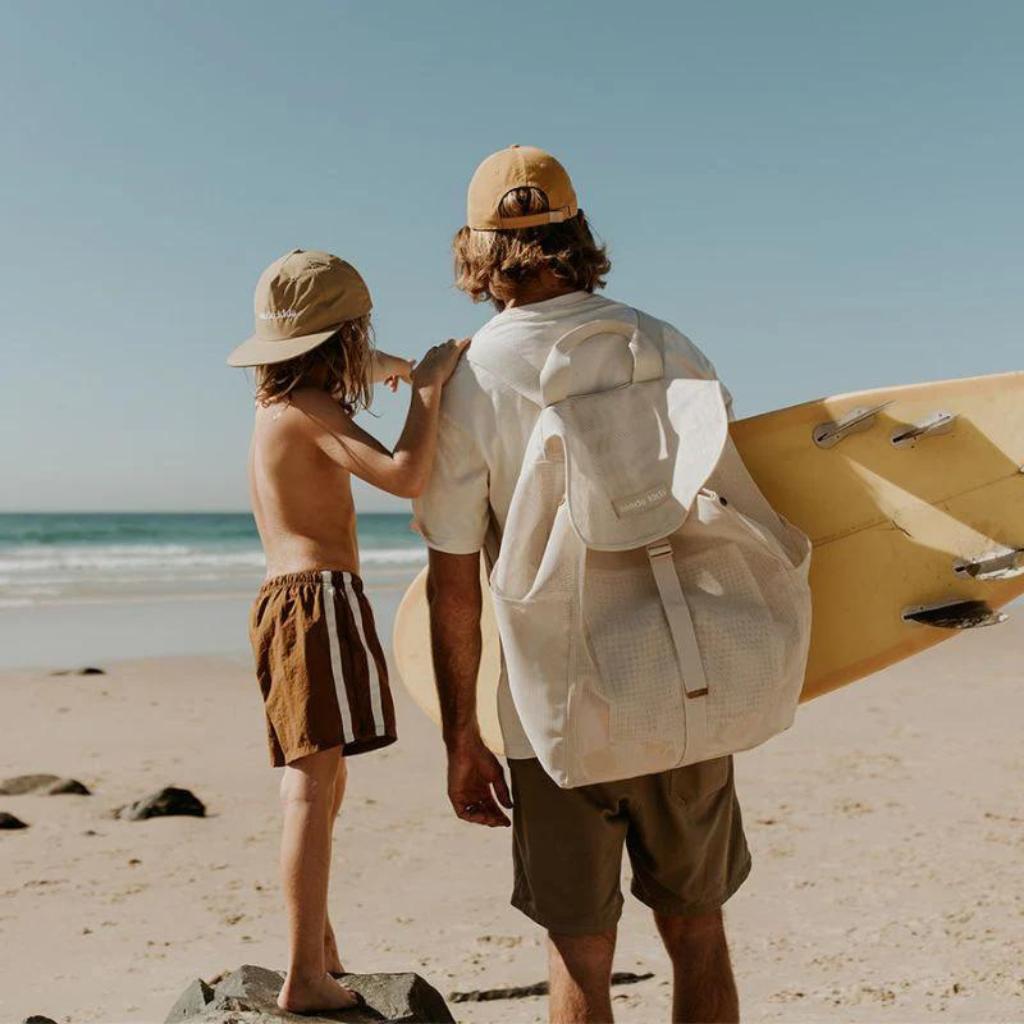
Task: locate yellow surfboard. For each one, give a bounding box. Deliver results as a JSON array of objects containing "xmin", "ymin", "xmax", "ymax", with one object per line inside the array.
[{"xmin": 394, "ymin": 372, "xmax": 1024, "ymax": 754}]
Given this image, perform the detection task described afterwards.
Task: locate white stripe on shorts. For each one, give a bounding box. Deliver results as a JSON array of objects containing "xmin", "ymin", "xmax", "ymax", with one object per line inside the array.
[
  {"xmin": 341, "ymin": 572, "xmax": 387, "ymax": 737},
  {"xmin": 321, "ymin": 570, "xmax": 354, "ymax": 745}
]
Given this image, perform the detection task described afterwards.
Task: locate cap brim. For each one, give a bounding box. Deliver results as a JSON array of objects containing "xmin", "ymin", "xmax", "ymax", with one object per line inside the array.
[{"xmin": 226, "ymin": 327, "xmax": 340, "ymax": 368}]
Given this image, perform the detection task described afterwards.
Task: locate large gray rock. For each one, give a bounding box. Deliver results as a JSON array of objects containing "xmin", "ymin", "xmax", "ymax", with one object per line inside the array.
[
  {"xmin": 116, "ymin": 786, "xmax": 206, "ymax": 821},
  {"xmin": 0, "ymin": 774, "xmax": 90, "ymax": 796},
  {"xmin": 166, "ymin": 964, "xmax": 455, "ymax": 1023}
]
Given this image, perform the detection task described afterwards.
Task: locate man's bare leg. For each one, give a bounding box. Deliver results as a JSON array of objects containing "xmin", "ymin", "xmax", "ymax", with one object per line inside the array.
[
  {"xmin": 324, "ymin": 756, "xmax": 347, "ymax": 975},
  {"xmin": 548, "ymin": 928, "xmax": 617, "ymax": 1024},
  {"xmin": 654, "ymin": 909, "xmax": 739, "ymax": 1024},
  {"xmin": 277, "ymin": 746, "xmax": 357, "ymax": 1013}
]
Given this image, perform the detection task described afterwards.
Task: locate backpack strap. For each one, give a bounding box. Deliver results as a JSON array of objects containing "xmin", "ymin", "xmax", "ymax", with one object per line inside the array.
[
  {"xmin": 540, "ymin": 315, "xmax": 663, "ymax": 406},
  {"xmin": 646, "ymin": 539, "xmax": 709, "ymax": 756}
]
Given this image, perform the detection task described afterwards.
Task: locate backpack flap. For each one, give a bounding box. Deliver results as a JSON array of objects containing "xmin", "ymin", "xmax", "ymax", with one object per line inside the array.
[{"xmin": 544, "ymin": 376, "xmax": 730, "ymax": 551}]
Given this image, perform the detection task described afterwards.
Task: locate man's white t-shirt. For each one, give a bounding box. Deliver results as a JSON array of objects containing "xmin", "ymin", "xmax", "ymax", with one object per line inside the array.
[{"xmin": 413, "ymin": 290, "xmax": 733, "ymax": 758}]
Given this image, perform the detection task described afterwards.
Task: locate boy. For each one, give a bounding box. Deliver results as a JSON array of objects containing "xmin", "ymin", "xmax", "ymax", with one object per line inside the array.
[{"xmin": 227, "ymin": 248, "xmax": 466, "ymax": 1013}]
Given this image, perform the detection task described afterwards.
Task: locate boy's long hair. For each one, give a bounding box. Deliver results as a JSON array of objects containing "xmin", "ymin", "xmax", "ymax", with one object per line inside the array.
[
  {"xmin": 452, "ymin": 188, "xmax": 610, "ymax": 308},
  {"xmin": 254, "ymin": 315, "xmax": 374, "ymax": 413}
]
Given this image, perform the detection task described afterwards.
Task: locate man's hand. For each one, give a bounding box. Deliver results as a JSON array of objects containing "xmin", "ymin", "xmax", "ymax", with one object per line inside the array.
[
  {"xmin": 428, "ymin": 550, "xmax": 506, "ymax": 826},
  {"xmin": 447, "ymin": 734, "xmax": 512, "ymax": 828}
]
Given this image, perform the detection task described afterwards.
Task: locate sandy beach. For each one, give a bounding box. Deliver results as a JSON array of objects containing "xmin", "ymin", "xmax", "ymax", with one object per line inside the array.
[{"xmin": 1, "ymin": 579, "xmax": 1022, "ymax": 1024}]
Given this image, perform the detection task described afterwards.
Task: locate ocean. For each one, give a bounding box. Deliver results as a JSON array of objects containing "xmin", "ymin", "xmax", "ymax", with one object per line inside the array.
[{"xmin": 0, "ymin": 512, "xmax": 426, "ymax": 608}]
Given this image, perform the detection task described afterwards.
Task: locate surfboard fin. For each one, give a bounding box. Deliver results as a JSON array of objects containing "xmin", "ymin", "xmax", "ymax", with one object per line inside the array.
[
  {"xmin": 902, "ymin": 598, "xmax": 1008, "ymax": 629},
  {"xmin": 813, "ymin": 402, "xmax": 892, "ymax": 449},
  {"xmin": 953, "ymin": 547, "xmax": 1024, "ymax": 581},
  {"xmin": 890, "ymin": 410, "xmax": 956, "ymax": 448}
]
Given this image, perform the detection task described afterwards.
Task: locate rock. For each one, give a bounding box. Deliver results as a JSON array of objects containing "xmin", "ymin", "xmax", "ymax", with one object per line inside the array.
[
  {"xmin": 166, "ymin": 964, "xmax": 455, "ymax": 1023},
  {"xmin": 0, "ymin": 812, "xmax": 29, "ymax": 830},
  {"xmin": 0, "ymin": 774, "xmax": 90, "ymax": 796},
  {"xmin": 165, "ymin": 978, "xmax": 215, "ymax": 1022},
  {"xmin": 50, "ymin": 666, "xmax": 106, "ymax": 676},
  {"xmin": 116, "ymin": 787, "xmax": 206, "ymax": 821},
  {"xmin": 48, "ymin": 776, "xmax": 91, "ymax": 795},
  {"xmin": 23, "ymin": 1017, "xmax": 59, "ymax": 1024},
  {"xmin": 342, "ymin": 973, "xmax": 454, "ymax": 1022}
]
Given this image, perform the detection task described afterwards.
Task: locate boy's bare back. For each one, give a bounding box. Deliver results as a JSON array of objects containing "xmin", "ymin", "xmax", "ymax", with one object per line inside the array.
[{"xmin": 249, "ymin": 389, "xmax": 360, "ymax": 578}]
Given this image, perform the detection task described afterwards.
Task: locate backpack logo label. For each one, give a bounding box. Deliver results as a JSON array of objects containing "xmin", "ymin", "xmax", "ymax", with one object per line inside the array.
[{"xmin": 612, "ymin": 484, "xmax": 670, "ymax": 518}]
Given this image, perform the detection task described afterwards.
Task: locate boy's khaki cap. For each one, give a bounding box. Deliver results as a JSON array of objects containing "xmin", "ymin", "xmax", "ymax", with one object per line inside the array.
[
  {"xmin": 467, "ymin": 145, "xmax": 579, "ymax": 230},
  {"xmin": 226, "ymin": 249, "xmax": 372, "ymax": 367}
]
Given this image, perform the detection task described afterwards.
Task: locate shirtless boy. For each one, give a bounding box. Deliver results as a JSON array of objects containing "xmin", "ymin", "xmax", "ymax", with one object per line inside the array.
[{"xmin": 227, "ymin": 248, "xmax": 466, "ymax": 1013}]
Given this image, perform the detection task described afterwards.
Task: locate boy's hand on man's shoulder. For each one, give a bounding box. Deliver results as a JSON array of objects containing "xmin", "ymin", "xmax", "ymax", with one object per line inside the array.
[{"xmin": 412, "ymin": 337, "xmax": 471, "ymax": 392}]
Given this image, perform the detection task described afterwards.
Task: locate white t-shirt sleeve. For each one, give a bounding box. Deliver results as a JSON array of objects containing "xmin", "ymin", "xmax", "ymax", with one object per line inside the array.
[{"xmin": 413, "ymin": 399, "xmax": 490, "ymax": 556}]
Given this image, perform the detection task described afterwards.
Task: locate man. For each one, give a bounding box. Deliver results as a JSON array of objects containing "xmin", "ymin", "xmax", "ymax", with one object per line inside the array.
[{"xmin": 414, "ymin": 146, "xmax": 751, "ymax": 1024}]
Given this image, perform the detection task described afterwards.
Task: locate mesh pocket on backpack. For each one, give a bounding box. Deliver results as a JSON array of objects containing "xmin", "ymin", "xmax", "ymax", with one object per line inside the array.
[
  {"xmin": 582, "ymin": 547, "xmax": 686, "ymax": 744},
  {"xmin": 673, "ymin": 542, "xmax": 785, "ymax": 736}
]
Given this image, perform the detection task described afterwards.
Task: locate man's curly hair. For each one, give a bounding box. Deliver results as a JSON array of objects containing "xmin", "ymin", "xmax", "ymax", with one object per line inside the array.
[{"xmin": 453, "ymin": 187, "xmax": 610, "ymax": 308}]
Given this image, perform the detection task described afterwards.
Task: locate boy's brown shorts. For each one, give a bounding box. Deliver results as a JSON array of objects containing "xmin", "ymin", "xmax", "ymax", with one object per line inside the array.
[
  {"xmin": 250, "ymin": 570, "xmax": 397, "ymax": 767},
  {"xmin": 509, "ymin": 755, "xmax": 751, "ymax": 934}
]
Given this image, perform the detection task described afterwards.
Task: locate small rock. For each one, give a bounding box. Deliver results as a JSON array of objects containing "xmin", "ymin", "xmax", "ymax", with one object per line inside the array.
[
  {"xmin": 51, "ymin": 666, "xmax": 106, "ymax": 676},
  {"xmin": 167, "ymin": 964, "xmax": 455, "ymax": 1022},
  {"xmin": 23, "ymin": 1016, "xmax": 59, "ymax": 1024},
  {"xmin": 116, "ymin": 787, "xmax": 206, "ymax": 821},
  {"xmin": 0, "ymin": 774, "xmax": 90, "ymax": 796},
  {"xmin": 0, "ymin": 812, "xmax": 29, "ymax": 830},
  {"xmin": 49, "ymin": 777, "xmax": 91, "ymax": 795}
]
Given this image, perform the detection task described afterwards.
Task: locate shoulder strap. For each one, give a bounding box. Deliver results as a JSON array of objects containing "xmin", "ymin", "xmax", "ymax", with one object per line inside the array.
[{"xmin": 634, "ymin": 310, "xmax": 663, "ymax": 352}]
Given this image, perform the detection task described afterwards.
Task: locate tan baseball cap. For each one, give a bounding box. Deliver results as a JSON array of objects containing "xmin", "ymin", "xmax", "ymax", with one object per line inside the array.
[
  {"xmin": 226, "ymin": 248, "xmax": 372, "ymax": 367},
  {"xmin": 467, "ymin": 145, "xmax": 579, "ymax": 230}
]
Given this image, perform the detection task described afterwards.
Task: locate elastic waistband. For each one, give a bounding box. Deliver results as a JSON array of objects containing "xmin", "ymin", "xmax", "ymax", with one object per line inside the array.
[{"xmin": 259, "ymin": 569, "xmax": 364, "ymax": 594}]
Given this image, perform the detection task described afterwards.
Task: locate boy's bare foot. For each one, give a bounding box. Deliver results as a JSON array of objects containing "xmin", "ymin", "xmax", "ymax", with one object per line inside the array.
[
  {"xmin": 278, "ymin": 971, "xmax": 359, "ymax": 1014},
  {"xmin": 324, "ymin": 924, "xmax": 346, "ymax": 975}
]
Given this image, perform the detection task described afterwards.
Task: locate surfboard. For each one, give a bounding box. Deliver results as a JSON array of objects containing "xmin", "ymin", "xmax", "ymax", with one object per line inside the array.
[{"xmin": 394, "ymin": 372, "xmax": 1024, "ymax": 754}]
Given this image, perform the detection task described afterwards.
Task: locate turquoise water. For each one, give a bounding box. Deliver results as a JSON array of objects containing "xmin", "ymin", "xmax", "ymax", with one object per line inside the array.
[{"xmin": 0, "ymin": 512, "xmax": 424, "ymax": 606}]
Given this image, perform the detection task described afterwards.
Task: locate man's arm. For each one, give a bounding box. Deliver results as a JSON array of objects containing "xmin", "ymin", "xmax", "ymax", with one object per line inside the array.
[{"xmin": 427, "ymin": 549, "xmax": 512, "ymax": 828}]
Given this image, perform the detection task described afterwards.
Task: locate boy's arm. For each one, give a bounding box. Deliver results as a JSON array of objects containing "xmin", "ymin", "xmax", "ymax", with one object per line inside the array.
[
  {"xmin": 372, "ymin": 350, "xmax": 414, "ymax": 386},
  {"xmin": 427, "ymin": 549, "xmax": 511, "ymax": 828},
  {"xmin": 295, "ymin": 338, "xmax": 468, "ymax": 499}
]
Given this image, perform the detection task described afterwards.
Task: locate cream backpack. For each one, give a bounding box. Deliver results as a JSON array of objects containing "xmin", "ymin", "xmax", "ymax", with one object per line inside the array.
[{"xmin": 472, "ymin": 311, "xmax": 814, "ymax": 788}]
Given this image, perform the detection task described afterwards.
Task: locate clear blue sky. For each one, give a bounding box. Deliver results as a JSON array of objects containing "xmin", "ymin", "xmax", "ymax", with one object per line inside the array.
[{"xmin": 1, "ymin": 0, "xmax": 1020, "ymax": 512}]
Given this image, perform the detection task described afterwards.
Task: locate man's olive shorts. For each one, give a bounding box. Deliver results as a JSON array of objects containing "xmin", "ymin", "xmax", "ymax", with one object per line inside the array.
[{"xmin": 508, "ymin": 755, "xmax": 751, "ymax": 935}]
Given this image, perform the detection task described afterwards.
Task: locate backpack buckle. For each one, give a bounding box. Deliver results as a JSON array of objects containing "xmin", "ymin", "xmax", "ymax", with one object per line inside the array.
[{"xmin": 646, "ymin": 540, "xmax": 674, "ymax": 560}]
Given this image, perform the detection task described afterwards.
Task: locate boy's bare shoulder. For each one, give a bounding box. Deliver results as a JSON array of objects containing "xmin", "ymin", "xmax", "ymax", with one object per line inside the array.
[{"xmin": 261, "ymin": 389, "xmax": 352, "ymax": 435}]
